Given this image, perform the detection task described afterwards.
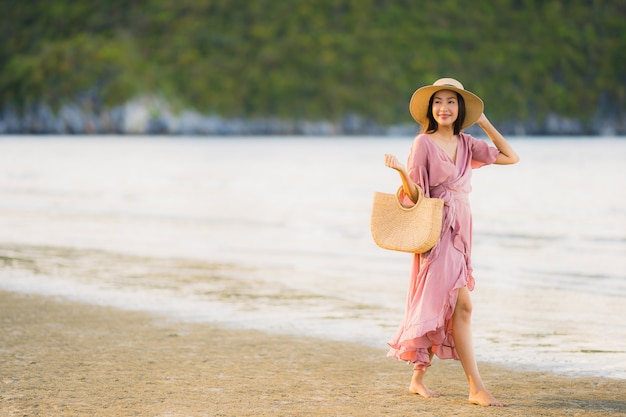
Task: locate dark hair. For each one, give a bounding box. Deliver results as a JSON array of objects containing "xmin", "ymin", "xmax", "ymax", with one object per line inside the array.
[{"xmin": 424, "ymin": 91, "xmax": 466, "ymax": 135}]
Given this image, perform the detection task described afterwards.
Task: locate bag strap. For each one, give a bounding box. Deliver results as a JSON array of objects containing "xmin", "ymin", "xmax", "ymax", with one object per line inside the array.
[{"xmin": 395, "ymin": 183, "xmax": 424, "ymax": 209}]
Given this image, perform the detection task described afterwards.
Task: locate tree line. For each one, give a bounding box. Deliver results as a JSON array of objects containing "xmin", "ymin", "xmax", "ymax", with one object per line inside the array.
[{"xmin": 1, "ymin": 0, "xmax": 625, "ymax": 134}]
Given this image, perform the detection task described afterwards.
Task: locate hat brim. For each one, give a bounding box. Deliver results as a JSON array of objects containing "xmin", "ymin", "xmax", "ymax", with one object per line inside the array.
[{"xmin": 409, "ymin": 85, "xmax": 484, "ymax": 130}]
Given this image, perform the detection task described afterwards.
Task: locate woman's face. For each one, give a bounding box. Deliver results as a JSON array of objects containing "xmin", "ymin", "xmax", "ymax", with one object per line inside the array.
[{"xmin": 431, "ymin": 89, "xmax": 459, "ymax": 128}]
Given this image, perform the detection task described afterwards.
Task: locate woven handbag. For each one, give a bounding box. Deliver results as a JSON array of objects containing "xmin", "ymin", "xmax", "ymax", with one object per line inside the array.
[{"xmin": 370, "ymin": 185, "xmax": 444, "ymax": 253}]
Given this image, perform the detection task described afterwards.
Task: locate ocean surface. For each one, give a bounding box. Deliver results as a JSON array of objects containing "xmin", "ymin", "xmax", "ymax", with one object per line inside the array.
[{"xmin": 0, "ymin": 135, "xmax": 624, "ymax": 379}]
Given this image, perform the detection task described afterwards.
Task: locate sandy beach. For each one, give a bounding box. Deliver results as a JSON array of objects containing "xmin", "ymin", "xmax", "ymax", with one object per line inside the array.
[{"xmin": 0, "ymin": 291, "xmax": 624, "ymax": 416}]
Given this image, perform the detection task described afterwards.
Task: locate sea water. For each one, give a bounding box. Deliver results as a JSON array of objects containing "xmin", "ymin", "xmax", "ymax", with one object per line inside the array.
[{"xmin": 0, "ymin": 135, "xmax": 624, "ymax": 379}]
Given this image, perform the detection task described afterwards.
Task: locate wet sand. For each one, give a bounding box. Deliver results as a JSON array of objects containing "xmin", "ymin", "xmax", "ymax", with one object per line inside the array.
[{"xmin": 1, "ymin": 290, "xmax": 624, "ymax": 416}]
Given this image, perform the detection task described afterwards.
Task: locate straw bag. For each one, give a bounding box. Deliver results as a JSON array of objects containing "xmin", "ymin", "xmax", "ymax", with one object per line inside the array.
[{"xmin": 370, "ymin": 185, "xmax": 444, "ymax": 253}]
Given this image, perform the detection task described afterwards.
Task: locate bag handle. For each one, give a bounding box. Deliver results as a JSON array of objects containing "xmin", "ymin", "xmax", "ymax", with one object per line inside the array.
[{"xmin": 395, "ymin": 184, "xmax": 425, "ymax": 210}]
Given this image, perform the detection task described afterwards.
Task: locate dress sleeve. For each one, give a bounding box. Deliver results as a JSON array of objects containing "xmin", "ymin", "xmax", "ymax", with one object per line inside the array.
[
  {"xmin": 467, "ymin": 133, "xmax": 499, "ymax": 169},
  {"xmin": 404, "ymin": 134, "xmax": 432, "ymax": 200}
]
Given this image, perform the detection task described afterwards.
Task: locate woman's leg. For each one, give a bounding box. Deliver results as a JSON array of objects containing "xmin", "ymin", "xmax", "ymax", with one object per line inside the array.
[
  {"xmin": 409, "ymin": 349, "xmax": 440, "ymax": 398},
  {"xmin": 452, "ymin": 287, "xmax": 506, "ymax": 406}
]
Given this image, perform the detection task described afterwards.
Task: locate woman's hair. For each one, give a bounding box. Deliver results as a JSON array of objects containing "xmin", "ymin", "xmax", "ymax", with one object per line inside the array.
[{"xmin": 423, "ymin": 91, "xmax": 466, "ymax": 135}]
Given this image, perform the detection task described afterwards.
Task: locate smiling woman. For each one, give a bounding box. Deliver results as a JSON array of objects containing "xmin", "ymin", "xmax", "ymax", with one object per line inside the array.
[{"xmin": 383, "ymin": 77, "xmax": 519, "ymax": 407}]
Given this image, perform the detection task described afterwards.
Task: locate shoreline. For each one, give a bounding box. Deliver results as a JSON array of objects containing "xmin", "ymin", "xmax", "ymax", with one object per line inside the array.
[{"xmin": 1, "ymin": 290, "xmax": 624, "ymax": 416}]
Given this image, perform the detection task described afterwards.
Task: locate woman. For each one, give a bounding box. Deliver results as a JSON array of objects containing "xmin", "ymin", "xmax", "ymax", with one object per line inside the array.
[{"xmin": 384, "ymin": 78, "xmax": 519, "ymax": 407}]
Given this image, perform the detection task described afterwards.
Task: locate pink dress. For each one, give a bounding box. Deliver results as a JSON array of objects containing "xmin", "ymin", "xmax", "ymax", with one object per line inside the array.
[{"xmin": 387, "ymin": 133, "xmax": 499, "ymax": 370}]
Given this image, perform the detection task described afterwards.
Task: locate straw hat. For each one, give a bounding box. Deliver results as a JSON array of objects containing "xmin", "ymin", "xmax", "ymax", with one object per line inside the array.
[{"xmin": 409, "ymin": 78, "xmax": 484, "ymax": 129}]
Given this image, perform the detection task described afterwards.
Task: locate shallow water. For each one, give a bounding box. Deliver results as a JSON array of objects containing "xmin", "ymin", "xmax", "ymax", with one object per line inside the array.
[{"xmin": 0, "ymin": 135, "xmax": 624, "ymax": 379}]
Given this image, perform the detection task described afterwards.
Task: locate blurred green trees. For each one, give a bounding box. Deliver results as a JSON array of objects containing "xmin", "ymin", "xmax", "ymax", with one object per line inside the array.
[{"xmin": 1, "ymin": 0, "xmax": 625, "ymax": 126}]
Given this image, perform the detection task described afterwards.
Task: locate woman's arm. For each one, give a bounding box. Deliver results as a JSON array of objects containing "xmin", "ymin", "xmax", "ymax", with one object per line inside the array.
[
  {"xmin": 476, "ymin": 114, "xmax": 520, "ymax": 165},
  {"xmin": 384, "ymin": 154, "xmax": 418, "ymax": 203}
]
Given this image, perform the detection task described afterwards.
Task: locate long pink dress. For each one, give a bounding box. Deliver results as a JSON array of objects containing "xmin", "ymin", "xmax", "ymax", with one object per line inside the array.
[{"xmin": 387, "ymin": 132, "xmax": 499, "ymax": 370}]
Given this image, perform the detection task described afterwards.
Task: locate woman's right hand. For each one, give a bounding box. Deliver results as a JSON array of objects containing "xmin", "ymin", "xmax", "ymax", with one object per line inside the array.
[
  {"xmin": 384, "ymin": 154, "xmax": 418, "ymax": 203},
  {"xmin": 384, "ymin": 154, "xmax": 405, "ymax": 172}
]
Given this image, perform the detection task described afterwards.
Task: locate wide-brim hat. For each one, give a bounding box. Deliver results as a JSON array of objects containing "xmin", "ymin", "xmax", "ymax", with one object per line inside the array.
[{"xmin": 409, "ymin": 78, "xmax": 484, "ymax": 130}]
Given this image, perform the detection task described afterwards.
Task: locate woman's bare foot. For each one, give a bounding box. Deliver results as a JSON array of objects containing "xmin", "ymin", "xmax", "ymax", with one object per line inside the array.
[
  {"xmin": 409, "ymin": 381, "xmax": 440, "ymax": 398},
  {"xmin": 468, "ymin": 390, "xmax": 506, "ymax": 407}
]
